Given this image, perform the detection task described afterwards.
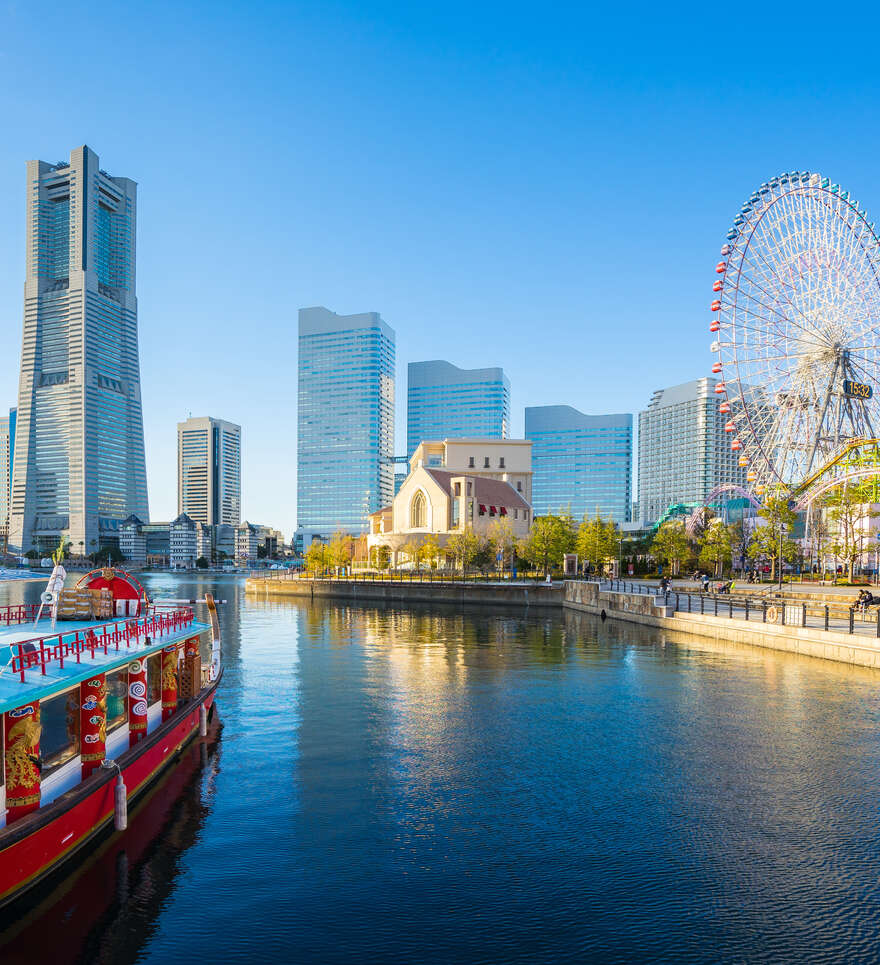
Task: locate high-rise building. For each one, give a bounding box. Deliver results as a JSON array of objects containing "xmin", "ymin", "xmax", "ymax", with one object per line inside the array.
[
  {"xmin": 0, "ymin": 409, "xmax": 14, "ymax": 546},
  {"xmin": 637, "ymin": 377, "xmax": 748, "ymax": 526},
  {"xmin": 9, "ymin": 145, "xmax": 148, "ymax": 554},
  {"xmin": 177, "ymin": 416, "xmax": 241, "ymax": 527},
  {"xmin": 407, "ymin": 360, "xmax": 510, "ymax": 458},
  {"xmin": 525, "ymin": 406, "xmax": 632, "ymax": 523},
  {"xmin": 297, "ymin": 306, "xmax": 395, "ymax": 543}
]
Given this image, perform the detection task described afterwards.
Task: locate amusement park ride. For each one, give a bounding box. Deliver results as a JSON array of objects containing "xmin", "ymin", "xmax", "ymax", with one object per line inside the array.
[{"xmin": 704, "ymin": 171, "xmax": 880, "ymax": 537}]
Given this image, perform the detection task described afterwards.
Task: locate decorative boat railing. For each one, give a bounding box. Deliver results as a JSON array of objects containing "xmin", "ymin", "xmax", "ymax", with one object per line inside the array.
[
  {"xmin": 7, "ymin": 607, "xmax": 195, "ymax": 683},
  {"xmin": 0, "ymin": 603, "xmax": 41, "ymax": 627}
]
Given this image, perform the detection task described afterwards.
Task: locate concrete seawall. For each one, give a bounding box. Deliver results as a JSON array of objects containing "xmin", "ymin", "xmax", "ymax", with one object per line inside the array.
[
  {"xmin": 246, "ymin": 577, "xmax": 880, "ymax": 671},
  {"xmin": 246, "ymin": 577, "xmax": 563, "ymax": 608}
]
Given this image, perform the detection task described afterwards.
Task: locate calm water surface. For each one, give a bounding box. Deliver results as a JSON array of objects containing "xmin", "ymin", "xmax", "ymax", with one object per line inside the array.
[{"xmin": 2, "ymin": 573, "xmax": 880, "ymax": 963}]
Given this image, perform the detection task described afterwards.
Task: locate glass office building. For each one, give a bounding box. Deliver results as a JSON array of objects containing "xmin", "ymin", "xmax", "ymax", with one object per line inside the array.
[
  {"xmin": 9, "ymin": 145, "xmax": 149, "ymax": 553},
  {"xmin": 637, "ymin": 377, "xmax": 748, "ymax": 525},
  {"xmin": 407, "ymin": 360, "xmax": 510, "ymax": 458},
  {"xmin": 297, "ymin": 306, "xmax": 395, "ymax": 543},
  {"xmin": 525, "ymin": 406, "xmax": 632, "ymax": 522},
  {"xmin": 177, "ymin": 416, "xmax": 241, "ymax": 526},
  {"xmin": 0, "ymin": 409, "xmax": 14, "ymax": 542}
]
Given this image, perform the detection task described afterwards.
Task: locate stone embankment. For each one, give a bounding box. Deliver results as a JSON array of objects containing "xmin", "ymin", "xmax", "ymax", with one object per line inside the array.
[{"xmin": 246, "ymin": 576, "xmax": 880, "ymax": 671}]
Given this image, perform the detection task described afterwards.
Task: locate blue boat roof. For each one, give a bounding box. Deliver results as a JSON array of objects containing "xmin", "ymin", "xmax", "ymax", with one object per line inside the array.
[{"xmin": 0, "ymin": 615, "xmax": 209, "ymax": 715}]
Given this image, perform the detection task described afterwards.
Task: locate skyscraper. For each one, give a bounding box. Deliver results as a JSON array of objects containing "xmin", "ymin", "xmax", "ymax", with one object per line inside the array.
[
  {"xmin": 525, "ymin": 406, "xmax": 632, "ymax": 522},
  {"xmin": 0, "ymin": 410, "xmax": 14, "ymax": 546},
  {"xmin": 297, "ymin": 306, "xmax": 395, "ymax": 543},
  {"xmin": 177, "ymin": 416, "xmax": 241, "ymax": 526},
  {"xmin": 9, "ymin": 146, "xmax": 148, "ymax": 554},
  {"xmin": 407, "ymin": 360, "xmax": 510, "ymax": 458},
  {"xmin": 637, "ymin": 377, "xmax": 748, "ymax": 526}
]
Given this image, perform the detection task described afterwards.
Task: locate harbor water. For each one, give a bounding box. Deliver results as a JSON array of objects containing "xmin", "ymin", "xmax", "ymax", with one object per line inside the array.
[{"xmin": 3, "ymin": 573, "xmax": 880, "ymax": 963}]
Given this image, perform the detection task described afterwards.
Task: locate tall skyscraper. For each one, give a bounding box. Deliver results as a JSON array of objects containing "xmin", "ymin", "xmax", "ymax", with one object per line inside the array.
[
  {"xmin": 297, "ymin": 306, "xmax": 395, "ymax": 543},
  {"xmin": 407, "ymin": 360, "xmax": 510, "ymax": 458},
  {"xmin": 9, "ymin": 146, "xmax": 148, "ymax": 554},
  {"xmin": 525, "ymin": 406, "xmax": 632, "ymax": 523},
  {"xmin": 0, "ymin": 409, "xmax": 14, "ymax": 544},
  {"xmin": 637, "ymin": 377, "xmax": 748, "ymax": 526},
  {"xmin": 177, "ymin": 416, "xmax": 241, "ymax": 526}
]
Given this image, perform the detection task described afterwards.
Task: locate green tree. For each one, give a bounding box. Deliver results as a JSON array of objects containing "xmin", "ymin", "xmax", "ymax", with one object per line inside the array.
[
  {"xmin": 488, "ymin": 517, "xmax": 516, "ymax": 572},
  {"xmin": 376, "ymin": 545, "xmax": 390, "ymax": 570},
  {"xmin": 824, "ymin": 486, "xmax": 880, "ymax": 581},
  {"xmin": 517, "ymin": 514, "xmax": 575, "ymax": 575},
  {"xmin": 577, "ymin": 513, "xmax": 619, "ymax": 574},
  {"xmin": 196, "ymin": 556, "xmax": 209, "ymax": 569},
  {"xmin": 650, "ymin": 519, "xmax": 691, "ymax": 576},
  {"xmin": 421, "ymin": 534, "xmax": 441, "ymax": 570},
  {"xmin": 328, "ymin": 530, "xmax": 354, "ymax": 571},
  {"xmin": 748, "ymin": 495, "xmax": 798, "ymax": 582},
  {"xmin": 403, "ymin": 537, "xmax": 423, "ymax": 571},
  {"xmin": 472, "ymin": 536, "xmax": 496, "ymax": 573},
  {"xmin": 698, "ymin": 518, "xmax": 733, "ymax": 577},
  {"xmin": 305, "ymin": 541, "xmax": 329, "ymax": 573},
  {"xmin": 447, "ymin": 530, "xmax": 480, "ymax": 574}
]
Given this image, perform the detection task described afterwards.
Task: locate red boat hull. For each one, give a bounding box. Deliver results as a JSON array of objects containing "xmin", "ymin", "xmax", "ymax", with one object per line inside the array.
[{"xmin": 0, "ymin": 681, "xmax": 219, "ymax": 908}]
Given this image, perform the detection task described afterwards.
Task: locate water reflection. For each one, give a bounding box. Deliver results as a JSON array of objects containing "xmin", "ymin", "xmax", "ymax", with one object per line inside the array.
[{"xmin": 2, "ymin": 584, "xmax": 880, "ymax": 962}]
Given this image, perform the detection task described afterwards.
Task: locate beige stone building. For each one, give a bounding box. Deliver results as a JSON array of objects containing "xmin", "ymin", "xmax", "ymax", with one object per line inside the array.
[{"xmin": 367, "ymin": 438, "xmax": 533, "ymax": 566}]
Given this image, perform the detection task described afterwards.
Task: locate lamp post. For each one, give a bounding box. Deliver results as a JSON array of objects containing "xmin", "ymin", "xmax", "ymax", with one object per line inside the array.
[{"xmin": 778, "ymin": 521, "xmax": 787, "ymax": 591}]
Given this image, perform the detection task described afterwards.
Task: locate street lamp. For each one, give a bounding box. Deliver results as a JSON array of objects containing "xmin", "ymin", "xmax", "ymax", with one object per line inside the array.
[{"xmin": 778, "ymin": 521, "xmax": 787, "ymax": 591}]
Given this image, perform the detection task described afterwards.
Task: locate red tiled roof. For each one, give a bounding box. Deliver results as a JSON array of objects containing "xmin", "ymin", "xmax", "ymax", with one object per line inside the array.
[{"xmin": 424, "ymin": 469, "xmax": 530, "ymax": 511}]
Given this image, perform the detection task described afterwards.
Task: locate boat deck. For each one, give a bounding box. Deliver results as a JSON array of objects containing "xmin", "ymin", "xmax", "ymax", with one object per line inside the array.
[{"xmin": 0, "ymin": 607, "xmax": 208, "ymax": 714}]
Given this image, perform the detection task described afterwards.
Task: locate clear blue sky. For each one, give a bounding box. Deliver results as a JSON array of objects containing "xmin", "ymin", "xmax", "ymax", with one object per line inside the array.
[{"xmin": 2, "ymin": 0, "xmax": 880, "ymax": 536}]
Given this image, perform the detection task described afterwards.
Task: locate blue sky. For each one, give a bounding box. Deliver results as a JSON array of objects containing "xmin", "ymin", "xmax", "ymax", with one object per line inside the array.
[{"xmin": 2, "ymin": 0, "xmax": 880, "ymax": 536}]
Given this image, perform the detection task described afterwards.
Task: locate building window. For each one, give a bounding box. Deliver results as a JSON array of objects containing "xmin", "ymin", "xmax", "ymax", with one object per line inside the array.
[
  {"xmin": 40, "ymin": 687, "xmax": 80, "ymax": 775},
  {"xmin": 454, "ymin": 482, "xmax": 461, "ymax": 496},
  {"xmin": 524, "ymin": 510, "xmax": 529, "ymax": 521},
  {"xmin": 410, "ymin": 491, "xmax": 427, "ymax": 528},
  {"xmin": 514, "ymin": 509, "xmax": 518, "ymax": 519},
  {"xmin": 468, "ymin": 456, "xmax": 475, "ymax": 468},
  {"xmin": 499, "ymin": 457, "xmax": 505, "ymax": 469},
  {"xmin": 452, "ymin": 498, "xmax": 460, "ymax": 527},
  {"xmin": 483, "ymin": 457, "xmax": 490, "ymax": 468},
  {"xmin": 517, "ymin": 481, "xmax": 522, "ymax": 492},
  {"xmin": 467, "ymin": 482, "xmax": 472, "ymax": 496}
]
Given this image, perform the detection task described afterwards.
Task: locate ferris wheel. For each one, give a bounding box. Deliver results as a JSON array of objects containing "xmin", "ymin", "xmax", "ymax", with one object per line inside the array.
[{"xmin": 710, "ymin": 171, "xmax": 880, "ymax": 496}]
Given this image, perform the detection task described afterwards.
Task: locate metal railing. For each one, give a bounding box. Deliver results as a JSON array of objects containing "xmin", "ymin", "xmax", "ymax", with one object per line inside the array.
[
  {"xmin": 604, "ymin": 579, "xmax": 880, "ymax": 640},
  {"xmin": 8, "ymin": 607, "xmax": 195, "ymax": 683},
  {"xmin": 253, "ymin": 569, "xmax": 557, "ymax": 585}
]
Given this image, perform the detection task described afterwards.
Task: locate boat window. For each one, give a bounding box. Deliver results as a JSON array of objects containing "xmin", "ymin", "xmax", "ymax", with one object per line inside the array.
[
  {"xmin": 106, "ymin": 668, "xmax": 128, "ymax": 731},
  {"xmin": 147, "ymin": 652, "xmax": 162, "ymax": 705},
  {"xmin": 41, "ymin": 687, "xmax": 81, "ymax": 775}
]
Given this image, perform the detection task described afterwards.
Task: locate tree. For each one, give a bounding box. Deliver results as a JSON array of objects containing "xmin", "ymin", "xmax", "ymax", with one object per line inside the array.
[
  {"xmin": 403, "ymin": 537, "xmax": 423, "ymax": 571},
  {"xmin": 748, "ymin": 495, "xmax": 798, "ymax": 582},
  {"xmin": 91, "ymin": 544, "xmax": 123, "ymax": 564},
  {"xmin": 305, "ymin": 542, "xmax": 329, "ymax": 573},
  {"xmin": 577, "ymin": 513, "xmax": 619, "ymax": 574},
  {"xmin": 472, "ymin": 536, "xmax": 496, "ymax": 573},
  {"xmin": 196, "ymin": 556, "xmax": 209, "ymax": 569},
  {"xmin": 24, "ymin": 549, "xmax": 39, "ymax": 560},
  {"xmin": 447, "ymin": 530, "xmax": 480, "ymax": 574},
  {"xmin": 824, "ymin": 486, "xmax": 880, "ymax": 581},
  {"xmin": 257, "ymin": 545, "xmax": 268, "ymax": 559},
  {"xmin": 488, "ymin": 517, "xmax": 516, "ymax": 572},
  {"xmin": 517, "ymin": 514, "xmax": 575, "ymax": 575},
  {"xmin": 375, "ymin": 545, "xmax": 390, "ymax": 570},
  {"xmin": 650, "ymin": 519, "xmax": 691, "ymax": 576},
  {"xmin": 328, "ymin": 530, "xmax": 354, "ymax": 571},
  {"xmin": 698, "ymin": 519, "xmax": 733, "ymax": 577},
  {"xmin": 420, "ymin": 534, "xmax": 441, "ymax": 570}
]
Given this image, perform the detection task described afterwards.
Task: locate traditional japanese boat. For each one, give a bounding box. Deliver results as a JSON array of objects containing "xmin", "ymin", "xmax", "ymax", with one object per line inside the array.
[{"xmin": 0, "ymin": 565, "xmax": 222, "ymax": 908}]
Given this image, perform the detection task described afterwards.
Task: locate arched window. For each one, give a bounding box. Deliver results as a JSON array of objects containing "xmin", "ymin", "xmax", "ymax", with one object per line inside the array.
[{"xmin": 410, "ymin": 491, "xmax": 427, "ymax": 528}]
